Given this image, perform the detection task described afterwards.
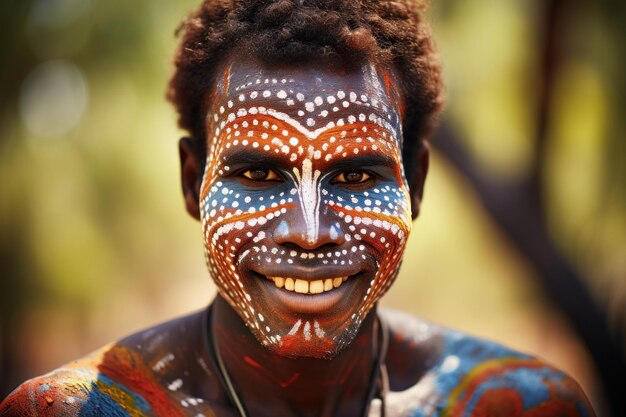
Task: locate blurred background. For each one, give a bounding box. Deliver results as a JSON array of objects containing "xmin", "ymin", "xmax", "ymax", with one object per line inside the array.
[{"xmin": 0, "ymin": 0, "xmax": 624, "ymax": 415}]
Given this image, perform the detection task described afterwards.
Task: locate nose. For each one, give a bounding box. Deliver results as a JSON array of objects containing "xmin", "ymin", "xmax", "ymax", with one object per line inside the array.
[{"xmin": 273, "ymin": 212, "xmax": 346, "ymax": 250}]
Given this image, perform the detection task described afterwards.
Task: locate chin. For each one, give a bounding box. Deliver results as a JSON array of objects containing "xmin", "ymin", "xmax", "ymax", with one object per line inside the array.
[
  {"xmin": 267, "ymin": 321, "xmax": 361, "ymax": 359},
  {"xmin": 235, "ymin": 293, "xmax": 375, "ymax": 360},
  {"xmin": 233, "ymin": 299, "xmax": 367, "ymax": 359}
]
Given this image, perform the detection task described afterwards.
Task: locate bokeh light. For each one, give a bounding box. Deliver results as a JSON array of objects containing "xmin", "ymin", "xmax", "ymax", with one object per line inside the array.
[{"xmin": 19, "ymin": 60, "xmax": 88, "ymax": 138}]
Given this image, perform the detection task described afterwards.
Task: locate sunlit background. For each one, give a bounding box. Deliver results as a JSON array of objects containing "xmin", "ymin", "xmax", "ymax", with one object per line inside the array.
[{"xmin": 0, "ymin": 0, "xmax": 624, "ymax": 415}]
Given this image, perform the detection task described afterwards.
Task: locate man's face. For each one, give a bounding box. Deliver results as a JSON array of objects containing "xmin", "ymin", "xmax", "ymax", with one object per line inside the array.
[{"xmin": 199, "ymin": 57, "xmax": 413, "ymax": 358}]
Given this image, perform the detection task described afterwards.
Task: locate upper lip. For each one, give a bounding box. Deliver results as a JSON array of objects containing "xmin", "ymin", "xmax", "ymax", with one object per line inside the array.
[{"xmin": 251, "ymin": 265, "xmax": 363, "ymax": 282}]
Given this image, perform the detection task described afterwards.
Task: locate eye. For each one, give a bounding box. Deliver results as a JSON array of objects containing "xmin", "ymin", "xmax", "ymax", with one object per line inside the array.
[
  {"xmin": 241, "ymin": 168, "xmax": 280, "ymax": 181},
  {"xmin": 333, "ymin": 170, "xmax": 371, "ymax": 184}
]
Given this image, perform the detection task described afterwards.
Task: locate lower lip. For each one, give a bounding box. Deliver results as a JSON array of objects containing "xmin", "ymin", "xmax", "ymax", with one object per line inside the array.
[{"xmin": 261, "ymin": 276, "xmax": 357, "ymax": 315}]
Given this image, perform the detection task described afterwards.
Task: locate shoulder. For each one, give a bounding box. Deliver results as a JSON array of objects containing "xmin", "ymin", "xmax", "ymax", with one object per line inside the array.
[
  {"xmin": 382, "ymin": 309, "xmax": 596, "ymax": 417},
  {"xmin": 0, "ymin": 364, "xmax": 135, "ymax": 417},
  {"xmin": 1, "ymin": 309, "xmax": 221, "ymax": 417}
]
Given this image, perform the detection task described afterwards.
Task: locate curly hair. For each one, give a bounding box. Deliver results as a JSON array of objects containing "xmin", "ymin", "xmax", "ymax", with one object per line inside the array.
[{"xmin": 167, "ymin": 0, "xmax": 443, "ymax": 171}]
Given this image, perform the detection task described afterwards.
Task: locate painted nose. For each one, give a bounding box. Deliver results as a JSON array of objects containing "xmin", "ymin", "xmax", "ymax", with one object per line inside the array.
[{"xmin": 273, "ymin": 214, "xmax": 346, "ymax": 250}]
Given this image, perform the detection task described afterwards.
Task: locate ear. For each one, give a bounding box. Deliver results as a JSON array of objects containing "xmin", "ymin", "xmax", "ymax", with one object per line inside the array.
[
  {"xmin": 179, "ymin": 137, "xmax": 203, "ymax": 221},
  {"xmin": 408, "ymin": 142, "xmax": 429, "ymax": 220}
]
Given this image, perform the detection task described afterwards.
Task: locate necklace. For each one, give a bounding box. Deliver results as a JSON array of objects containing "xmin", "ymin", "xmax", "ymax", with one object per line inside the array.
[{"xmin": 207, "ymin": 306, "xmax": 389, "ymax": 417}]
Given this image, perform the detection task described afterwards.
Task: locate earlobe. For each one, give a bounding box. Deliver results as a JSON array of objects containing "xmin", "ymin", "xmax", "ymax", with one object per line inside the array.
[
  {"xmin": 409, "ymin": 142, "xmax": 429, "ymax": 220},
  {"xmin": 179, "ymin": 137, "xmax": 202, "ymax": 221}
]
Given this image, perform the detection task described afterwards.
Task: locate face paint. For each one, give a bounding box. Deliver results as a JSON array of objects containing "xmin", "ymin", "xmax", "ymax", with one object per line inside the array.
[{"xmin": 199, "ymin": 58, "xmax": 412, "ymax": 358}]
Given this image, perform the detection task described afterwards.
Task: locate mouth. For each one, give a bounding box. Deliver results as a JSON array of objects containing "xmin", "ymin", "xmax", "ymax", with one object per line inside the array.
[
  {"xmin": 266, "ymin": 276, "xmax": 349, "ymax": 294},
  {"xmin": 253, "ymin": 270, "xmax": 362, "ymax": 315}
]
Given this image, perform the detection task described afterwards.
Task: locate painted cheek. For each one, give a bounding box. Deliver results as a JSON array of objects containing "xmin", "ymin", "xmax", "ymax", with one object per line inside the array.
[
  {"xmin": 326, "ymin": 179, "xmax": 412, "ymax": 321},
  {"xmin": 199, "ymin": 175, "xmax": 296, "ymax": 308}
]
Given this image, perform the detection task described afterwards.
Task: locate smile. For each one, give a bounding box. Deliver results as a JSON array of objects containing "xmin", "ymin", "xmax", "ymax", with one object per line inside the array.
[
  {"xmin": 251, "ymin": 266, "xmax": 367, "ymax": 315},
  {"xmin": 266, "ymin": 276, "xmax": 349, "ymax": 294}
]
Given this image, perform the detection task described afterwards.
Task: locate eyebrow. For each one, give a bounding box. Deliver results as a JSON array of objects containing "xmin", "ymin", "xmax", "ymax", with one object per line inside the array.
[
  {"xmin": 220, "ymin": 149, "xmax": 291, "ymax": 168},
  {"xmin": 329, "ymin": 153, "xmax": 396, "ymax": 169}
]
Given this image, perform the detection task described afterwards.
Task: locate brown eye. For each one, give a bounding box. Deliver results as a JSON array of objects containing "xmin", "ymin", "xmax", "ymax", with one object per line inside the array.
[
  {"xmin": 334, "ymin": 170, "xmax": 371, "ymax": 184},
  {"xmin": 242, "ymin": 168, "xmax": 279, "ymax": 181}
]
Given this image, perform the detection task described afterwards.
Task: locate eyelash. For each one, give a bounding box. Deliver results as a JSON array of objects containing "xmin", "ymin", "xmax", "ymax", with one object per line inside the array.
[
  {"xmin": 239, "ymin": 167, "xmax": 282, "ymax": 184},
  {"xmin": 332, "ymin": 170, "xmax": 372, "ymax": 184},
  {"xmin": 241, "ymin": 167, "xmax": 281, "ymax": 181}
]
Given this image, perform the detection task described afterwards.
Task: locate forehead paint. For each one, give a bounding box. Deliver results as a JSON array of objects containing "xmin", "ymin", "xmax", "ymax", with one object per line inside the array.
[
  {"xmin": 199, "ymin": 61, "xmax": 412, "ymax": 357},
  {"xmin": 378, "ymin": 66, "xmax": 407, "ymax": 123}
]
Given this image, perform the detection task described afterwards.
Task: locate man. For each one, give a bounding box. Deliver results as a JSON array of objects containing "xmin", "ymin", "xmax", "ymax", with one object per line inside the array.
[{"xmin": 1, "ymin": 0, "xmax": 596, "ymax": 416}]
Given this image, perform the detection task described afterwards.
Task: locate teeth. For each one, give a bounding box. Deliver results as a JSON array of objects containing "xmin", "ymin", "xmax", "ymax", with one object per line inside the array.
[
  {"xmin": 295, "ymin": 279, "xmax": 308, "ymax": 294},
  {"xmin": 267, "ymin": 276, "xmax": 349, "ymax": 294},
  {"xmin": 309, "ymin": 280, "xmax": 324, "ymax": 294}
]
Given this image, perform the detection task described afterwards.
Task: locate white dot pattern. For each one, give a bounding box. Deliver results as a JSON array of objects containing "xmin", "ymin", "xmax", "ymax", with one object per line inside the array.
[{"xmin": 199, "ymin": 63, "xmax": 412, "ymax": 356}]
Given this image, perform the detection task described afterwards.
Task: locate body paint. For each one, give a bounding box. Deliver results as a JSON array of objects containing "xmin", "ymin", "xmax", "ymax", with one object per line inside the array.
[{"xmin": 0, "ymin": 309, "xmax": 596, "ymax": 416}]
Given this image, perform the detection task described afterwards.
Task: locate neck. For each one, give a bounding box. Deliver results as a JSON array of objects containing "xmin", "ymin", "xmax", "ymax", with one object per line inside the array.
[{"xmin": 211, "ymin": 295, "xmax": 381, "ymax": 417}]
